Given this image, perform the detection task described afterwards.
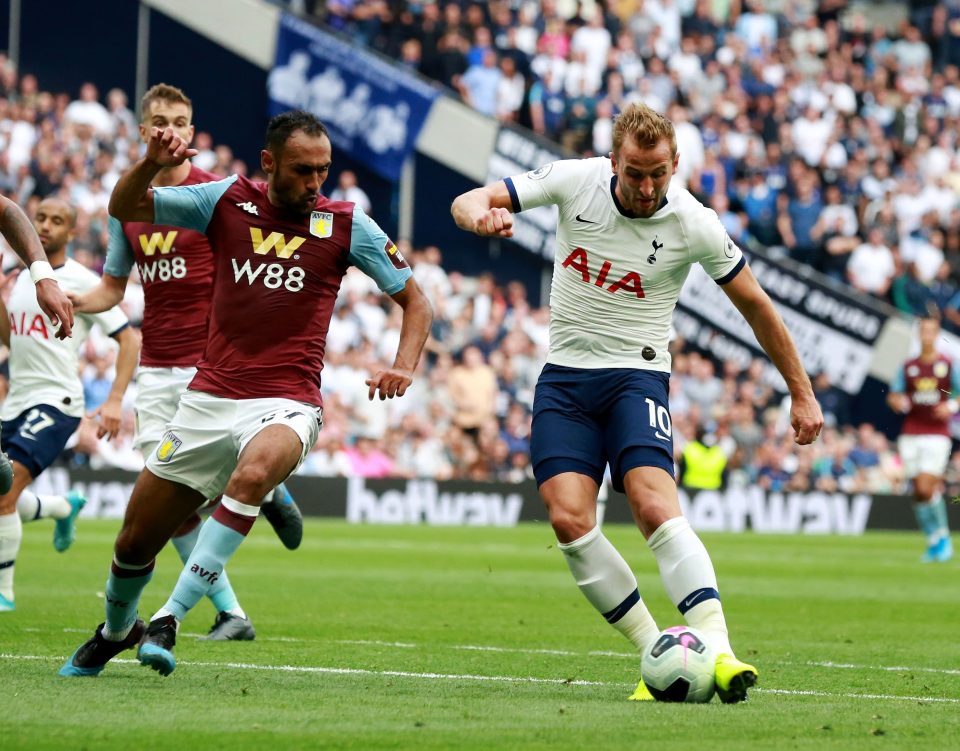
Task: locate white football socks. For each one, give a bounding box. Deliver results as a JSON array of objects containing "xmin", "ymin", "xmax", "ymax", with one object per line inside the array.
[
  {"xmin": 558, "ymin": 526, "xmax": 660, "ymax": 652},
  {"xmin": 648, "ymin": 516, "xmax": 732, "ymax": 656},
  {"xmin": 0, "ymin": 512, "xmax": 23, "ymax": 602},
  {"xmin": 17, "ymin": 490, "xmax": 72, "ymax": 522}
]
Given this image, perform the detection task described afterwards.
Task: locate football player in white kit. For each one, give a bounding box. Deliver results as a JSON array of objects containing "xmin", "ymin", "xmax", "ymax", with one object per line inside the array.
[
  {"xmin": 0, "ymin": 197, "xmax": 139, "ymax": 611},
  {"xmin": 0, "ymin": 195, "xmax": 74, "ymax": 497},
  {"xmin": 452, "ymin": 103, "xmax": 823, "ymax": 703}
]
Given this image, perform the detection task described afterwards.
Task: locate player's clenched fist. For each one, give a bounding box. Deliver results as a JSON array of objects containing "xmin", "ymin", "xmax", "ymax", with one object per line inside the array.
[
  {"xmin": 146, "ymin": 126, "xmax": 198, "ymax": 168},
  {"xmin": 790, "ymin": 392, "xmax": 824, "ymax": 445},
  {"xmin": 474, "ymin": 207, "xmax": 514, "ymax": 238}
]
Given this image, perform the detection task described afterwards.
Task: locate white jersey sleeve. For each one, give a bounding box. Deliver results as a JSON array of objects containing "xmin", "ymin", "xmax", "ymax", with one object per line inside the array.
[
  {"xmin": 505, "ymin": 160, "xmax": 590, "ymax": 214},
  {"xmin": 2, "ymin": 260, "xmax": 129, "ymax": 420},
  {"xmin": 679, "ymin": 198, "xmax": 745, "ymax": 283}
]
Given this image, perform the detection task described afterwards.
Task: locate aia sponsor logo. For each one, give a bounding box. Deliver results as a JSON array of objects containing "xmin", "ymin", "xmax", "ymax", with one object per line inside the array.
[
  {"xmin": 9, "ymin": 312, "xmax": 50, "ymax": 339},
  {"xmin": 562, "ymin": 247, "xmax": 645, "ymax": 298}
]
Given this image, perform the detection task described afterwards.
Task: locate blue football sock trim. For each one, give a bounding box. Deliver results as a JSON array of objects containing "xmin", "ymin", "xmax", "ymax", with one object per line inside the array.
[
  {"xmin": 677, "ymin": 587, "xmax": 720, "ymax": 615},
  {"xmin": 602, "ymin": 589, "xmax": 641, "ymax": 624}
]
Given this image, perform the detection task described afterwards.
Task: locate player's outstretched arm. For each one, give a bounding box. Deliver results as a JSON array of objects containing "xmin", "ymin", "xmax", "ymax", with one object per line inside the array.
[
  {"xmin": 109, "ymin": 126, "xmax": 198, "ymax": 223},
  {"xmin": 451, "ymin": 182, "xmax": 515, "ymax": 238},
  {"xmin": 0, "ymin": 196, "xmax": 74, "ymax": 339},
  {"xmin": 721, "ymin": 264, "xmax": 824, "ymax": 445},
  {"xmin": 90, "ymin": 326, "xmax": 141, "ymax": 440},
  {"xmin": 68, "ymin": 274, "xmax": 128, "ymax": 314},
  {"xmin": 365, "ymin": 278, "xmax": 433, "ymax": 401}
]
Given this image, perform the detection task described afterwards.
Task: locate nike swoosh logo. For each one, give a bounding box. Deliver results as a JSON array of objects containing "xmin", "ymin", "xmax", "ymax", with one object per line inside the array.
[
  {"xmin": 683, "ymin": 594, "xmax": 702, "ymax": 608},
  {"xmin": 575, "ymin": 214, "xmax": 597, "ymax": 224}
]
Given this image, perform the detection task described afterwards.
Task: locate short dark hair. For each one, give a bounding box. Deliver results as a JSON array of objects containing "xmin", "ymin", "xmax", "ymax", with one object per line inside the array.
[{"xmin": 265, "ymin": 110, "xmax": 329, "ymax": 154}]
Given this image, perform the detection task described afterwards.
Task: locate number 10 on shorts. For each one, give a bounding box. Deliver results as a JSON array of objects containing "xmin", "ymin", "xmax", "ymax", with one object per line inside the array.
[{"xmin": 645, "ymin": 397, "xmax": 672, "ymax": 442}]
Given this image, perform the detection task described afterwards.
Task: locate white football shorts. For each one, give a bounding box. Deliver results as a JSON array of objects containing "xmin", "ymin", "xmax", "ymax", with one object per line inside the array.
[
  {"xmin": 145, "ymin": 389, "xmax": 323, "ymax": 500},
  {"xmin": 897, "ymin": 434, "xmax": 952, "ymax": 479},
  {"xmin": 134, "ymin": 366, "xmax": 197, "ymax": 454}
]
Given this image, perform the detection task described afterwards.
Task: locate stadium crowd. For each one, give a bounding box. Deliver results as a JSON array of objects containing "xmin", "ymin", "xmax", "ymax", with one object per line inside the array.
[
  {"xmin": 0, "ymin": 15, "xmax": 956, "ymax": 497},
  {"xmin": 312, "ymin": 0, "xmax": 960, "ymax": 329}
]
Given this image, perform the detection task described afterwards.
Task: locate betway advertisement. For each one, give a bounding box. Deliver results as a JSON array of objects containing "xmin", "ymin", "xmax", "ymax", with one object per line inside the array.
[{"xmin": 33, "ymin": 468, "xmax": 947, "ymax": 535}]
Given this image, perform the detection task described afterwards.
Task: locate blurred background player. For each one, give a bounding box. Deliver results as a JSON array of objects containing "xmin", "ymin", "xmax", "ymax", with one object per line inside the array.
[
  {"xmin": 452, "ymin": 102, "xmax": 822, "ymax": 703},
  {"xmin": 70, "ymin": 83, "xmax": 305, "ymax": 641},
  {"xmin": 0, "ymin": 195, "xmax": 75, "ymax": 496},
  {"xmin": 887, "ymin": 316, "xmax": 957, "ymax": 562},
  {"xmin": 0, "ymin": 197, "xmax": 137, "ymax": 612},
  {"xmin": 60, "ymin": 111, "xmax": 432, "ymax": 678}
]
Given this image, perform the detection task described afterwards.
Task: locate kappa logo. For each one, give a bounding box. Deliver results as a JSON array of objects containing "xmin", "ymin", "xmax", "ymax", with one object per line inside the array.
[
  {"xmin": 156, "ymin": 431, "xmax": 182, "ymax": 463},
  {"xmin": 647, "ymin": 235, "xmax": 663, "ymax": 265},
  {"xmin": 236, "ymin": 201, "xmax": 259, "ymax": 216}
]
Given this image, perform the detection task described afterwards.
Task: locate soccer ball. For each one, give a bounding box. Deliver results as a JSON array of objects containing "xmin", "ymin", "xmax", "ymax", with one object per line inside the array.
[{"xmin": 641, "ymin": 626, "xmax": 717, "ymax": 703}]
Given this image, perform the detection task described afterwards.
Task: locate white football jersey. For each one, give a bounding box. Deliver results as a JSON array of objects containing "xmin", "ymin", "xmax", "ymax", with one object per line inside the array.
[
  {"xmin": 3, "ymin": 259, "xmax": 128, "ymax": 420},
  {"xmin": 506, "ymin": 157, "xmax": 744, "ymax": 371}
]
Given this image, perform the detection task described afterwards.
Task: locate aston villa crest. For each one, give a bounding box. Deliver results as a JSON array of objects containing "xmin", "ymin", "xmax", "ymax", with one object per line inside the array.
[{"xmin": 310, "ymin": 211, "xmax": 334, "ymax": 239}]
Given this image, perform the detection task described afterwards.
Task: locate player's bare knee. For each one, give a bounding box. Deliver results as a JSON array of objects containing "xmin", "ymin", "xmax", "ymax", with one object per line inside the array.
[
  {"xmin": 225, "ymin": 464, "xmax": 275, "ymax": 504},
  {"xmin": 549, "ymin": 506, "xmax": 595, "ymax": 543},
  {"xmin": 114, "ymin": 526, "xmax": 157, "ymax": 566}
]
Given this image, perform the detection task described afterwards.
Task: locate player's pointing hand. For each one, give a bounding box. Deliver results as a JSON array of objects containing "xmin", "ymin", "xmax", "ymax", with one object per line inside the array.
[
  {"xmin": 146, "ymin": 126, "xmax": 198, "ymax": 168},
  {"xmin": 475, "ymin": 208, "xmax": 514, "ymax": 238}
]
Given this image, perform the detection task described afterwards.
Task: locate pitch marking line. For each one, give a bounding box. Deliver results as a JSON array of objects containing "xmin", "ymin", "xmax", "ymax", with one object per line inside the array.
[
  {"xmin": 2, "ymin": 653, "xmax": 957, "ymax": 704},
  {"xmin": 29, "ymin": 629, "xmax": 960, "ymax": 677},
  {"xmin": 808, "ymin": 660, "xmax": 960, "ymax": 677}
]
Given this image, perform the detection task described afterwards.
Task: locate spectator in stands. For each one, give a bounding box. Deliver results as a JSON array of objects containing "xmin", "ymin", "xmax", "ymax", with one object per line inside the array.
[
  {"xmin": 447, "ymin": 344, "xmax": 498, "ymax": 439},
  {"xmin": 64, "ymin": 82, "xmax": 112, "ymax": 138},
  {"xmin": 847, "ymin": 227, "xmax": 897, "ymax": 297},
  {"xmin": 329, "ymin": 169, "xmax": 371, "ymax": 214},
  {"xmin": 459, "ymin": 48, "xmax": 501, "ymax": 117},
  {"xmin": 777, "ymin": 174, "xmax": 823, "ymax": 267}
]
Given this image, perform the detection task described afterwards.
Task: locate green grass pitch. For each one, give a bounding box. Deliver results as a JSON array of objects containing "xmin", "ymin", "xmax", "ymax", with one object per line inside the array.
[{"xmin": 2, "ymin": 519, "xmax": 958, "ymax": 750}]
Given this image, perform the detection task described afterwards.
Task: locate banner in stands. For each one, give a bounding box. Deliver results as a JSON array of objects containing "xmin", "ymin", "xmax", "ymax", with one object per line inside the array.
[
  {"xmin": 486, "ymin": 127, "xmax": 566, "ymax": 262},
  {"xmin": 269, "ymin": 14, "xmax": 439, "ymax": 181},
  {"xmin": 677, "ymin": 251, "xmax": 887, "ymax": 394},
  {"xmin": 36, "ymin": 468, "xmax": 950, "ymax": 535}
]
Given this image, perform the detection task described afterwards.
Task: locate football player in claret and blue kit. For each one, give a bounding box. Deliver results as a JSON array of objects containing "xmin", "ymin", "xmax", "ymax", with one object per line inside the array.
[
  {"xmin": 60, "ymin": 109, "xmax": 432, "ymax": 677},
  {"xmin": 887, "ymin": 316, "xmax": 957, "ymax": 563},
  {"xmin": 70, "ymin": 83, "xmax": 308, "ymax": 641}
]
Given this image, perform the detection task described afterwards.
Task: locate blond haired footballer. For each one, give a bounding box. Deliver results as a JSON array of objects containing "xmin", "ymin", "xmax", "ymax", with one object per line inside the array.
[{"xmin": 452, "ymin": 103, "xmax": 823, "ymax": 702}]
